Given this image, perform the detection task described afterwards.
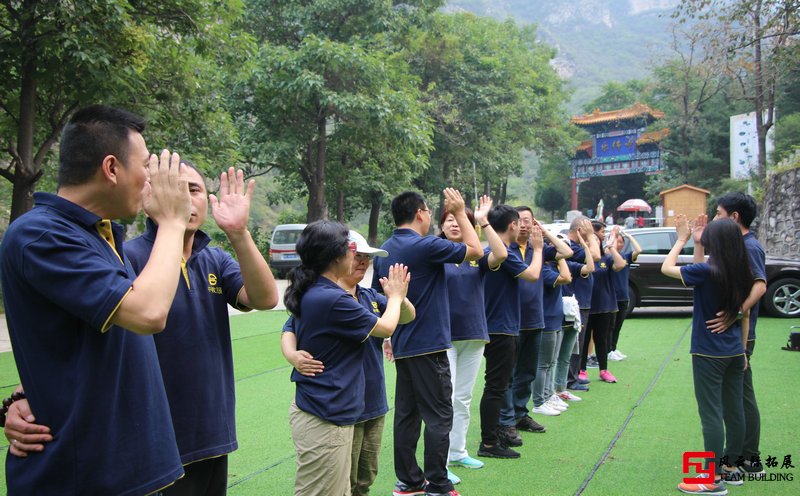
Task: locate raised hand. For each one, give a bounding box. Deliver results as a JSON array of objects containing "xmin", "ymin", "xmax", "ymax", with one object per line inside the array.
[
  {"xmin": 576, "ymin": 230, "xmax": 588, "ymax": 247},
  {"xmin": 380, "ymin": 263, "xmax": 410, "ymax": 300},
  {"xmin": 443, "ymin": 188, "xmax": 466, "ymax": 215},
  {"xmin": 474, "ymin": 195, "xmax": 492, "ymax": 225},
  {"xmin": 530, "ymin": 224, "xmax": 544, "ymax": 249},
  {"xmin": 692, "ymin": 213, "xmax": 708, "ymax": 245},
  {"xmin": 210, "ymin": 167, "xmax": 255, "ymax": 235},
  {"xmin": 143, "ymin": 150, "xmax": 191, "ymax": 228},
  {"xmin": 675, "ymin": 214, "xmax": 691, "ymax": 242}
]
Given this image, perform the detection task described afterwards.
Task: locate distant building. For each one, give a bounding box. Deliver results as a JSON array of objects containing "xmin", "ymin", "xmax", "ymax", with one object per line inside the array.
[{"xmin": 659, "ymin": 184, "xmax": 710, "ymax": 227}]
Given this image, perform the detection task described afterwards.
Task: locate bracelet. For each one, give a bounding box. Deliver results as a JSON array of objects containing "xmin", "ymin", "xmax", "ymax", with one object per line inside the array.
[
  {"xmin": 1, "ymin": 391, "xmax": 26, "ymax": 427},
  {"xmin": 480, "ymin": 224, "xmax": 490, "ymax": 229}
]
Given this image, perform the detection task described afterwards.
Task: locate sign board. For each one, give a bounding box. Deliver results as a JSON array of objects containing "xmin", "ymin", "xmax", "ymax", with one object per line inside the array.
[{"xmin": 730, "ymin": 112, "xmax": 775, "ymax": 179}]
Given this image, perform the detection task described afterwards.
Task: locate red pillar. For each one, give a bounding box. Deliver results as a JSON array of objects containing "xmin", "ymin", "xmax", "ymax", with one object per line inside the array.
[{"xmin": 571, "ymin": 178, "xmax": 578, "ymax": 210}]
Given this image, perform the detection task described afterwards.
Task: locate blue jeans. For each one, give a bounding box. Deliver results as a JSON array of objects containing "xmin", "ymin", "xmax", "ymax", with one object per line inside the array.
[
  {"xmin": 532, "ymin": 330, "xmax": 559, "ymax": 407},
  {"xmin": 555, "ymin": 325, "xmax": 579, "ymax": 391}
]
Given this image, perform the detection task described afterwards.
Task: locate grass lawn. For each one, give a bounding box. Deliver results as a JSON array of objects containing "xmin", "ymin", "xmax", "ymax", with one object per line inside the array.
[{"xmin": 1, "ymin": 311, "xmax": 799, "ymax": 495}]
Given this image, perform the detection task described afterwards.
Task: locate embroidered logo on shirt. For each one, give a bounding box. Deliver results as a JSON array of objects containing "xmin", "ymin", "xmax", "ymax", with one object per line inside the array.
[
  {"xmin": 469, "ymin": 260, "xmax": 480, "ymax": 268},
  {"xmin": 371, "ymin": 301, "xmax": 380, "ymax": 314},
  {"xmin": 207, "ymin": 273, "xmax": 222, "ymax": 294},
  {"xmin": 600, "ymin": 262, "xmax": 607, "ymax": 269}
]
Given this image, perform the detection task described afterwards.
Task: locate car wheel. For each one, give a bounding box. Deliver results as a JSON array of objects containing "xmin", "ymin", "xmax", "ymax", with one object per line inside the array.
[
  {"xmin": 763, "ymin": 277, "xmax": 800, "ymax": 318},
  {"xmin": 625, "ymin": 284, "xmax": 638, "ymax": 318}
]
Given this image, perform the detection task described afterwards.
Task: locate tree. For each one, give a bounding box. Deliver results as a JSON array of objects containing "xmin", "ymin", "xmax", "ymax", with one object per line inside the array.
[{"xmin": 0, "ymin": 0, "xmax": 242, "ymax": 221}]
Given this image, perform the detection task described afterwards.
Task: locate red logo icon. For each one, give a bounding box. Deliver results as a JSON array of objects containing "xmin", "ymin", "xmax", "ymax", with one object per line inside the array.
[{"xmin": 682, "ymin": 452, "xmax": 716, "ymax": 483}]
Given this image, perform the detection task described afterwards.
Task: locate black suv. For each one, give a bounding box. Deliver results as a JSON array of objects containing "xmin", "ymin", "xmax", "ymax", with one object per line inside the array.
[{"xmin": 623, "ymin": 227, "xmax": 800, "ymax": 318}]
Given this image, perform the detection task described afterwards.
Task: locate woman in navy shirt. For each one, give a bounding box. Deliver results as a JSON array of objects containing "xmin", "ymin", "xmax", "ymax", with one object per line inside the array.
[
  {"xmin": 663, "ymin": 216, "xmax": 753, "ymax": 494},
  {"xmin": 440, "ymin": 195, "xmax": 507, "ymax": 478},
  {"xmin": 284, "ymin": 221, "xmax": 410, "ymax": 496}
]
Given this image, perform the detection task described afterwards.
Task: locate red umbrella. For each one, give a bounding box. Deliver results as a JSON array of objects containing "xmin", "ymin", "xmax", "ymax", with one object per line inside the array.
[{"xmin": 617, "ymin": 198, "xmax": 652, "ymax": 213}]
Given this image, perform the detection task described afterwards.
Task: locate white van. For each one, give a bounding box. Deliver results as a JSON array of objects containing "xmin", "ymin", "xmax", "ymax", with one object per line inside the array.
[{"xmin": 269, "ymin": 224, "xmax": 306, "ymax": 277}]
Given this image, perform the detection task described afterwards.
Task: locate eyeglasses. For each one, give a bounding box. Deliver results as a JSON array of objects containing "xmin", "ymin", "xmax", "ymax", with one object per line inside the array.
[
  {"xmin": 348, "ymin": 241, "xmax": 358, "ymax": 254},
  {"xmin": 418, "ymin": 207, "xmax": 431, "ymax": 214},
  {"xmin": 355, "ymin": 253, "xmax": 373, "ymax": 262}
]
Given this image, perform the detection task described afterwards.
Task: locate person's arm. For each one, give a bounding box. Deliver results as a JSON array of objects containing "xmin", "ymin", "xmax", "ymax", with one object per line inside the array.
[
  {"xmin": 399, "ymin": 297, "xmax": 416, "ymax": 324},
  {"xmin": 555, "ymin": 258, "xmax": 572, "ymax": 284},
  {"xmin": 444, "ymin": 188, "xmax": 483, "ymax": 261},
  {"xmin": 607, "ymin": 228, "xmax": 627, "ymax": 271},
  {"xmin": 212, "ymin": 168, "xmax": 279, "ymax": 310},
  {"xmin": 517, "ymin": 226, "xmax": 543, "ymax": 282},
  {"xmin": 661, "ymin": 214, "xmax": 691, "ymax": 280},
  {"xmin": 536, "ymin": 218, "xmax": 573, "ymax": 259},
  {"xmin": 281, "ymin": 331, "xmax": 325, "ymax": 376},
  {"xmin": 692, "ymin": 213, "xmax": 707, "ymax": 263},
  {"xmin": 582, "ymin": 219, "xmax": 601, "ymax": 261},
  {"xmin": 474, "ymin": 195, "xmax": 507, "ymax": 269},
  {"xmin": 708, "ymin": 280, "xmax": 767, "ymax": 333},
  {"xmin": 371, "ymin": 264, "xmax": 410, "ymax": 338},
  {"xmin": 577, "ymin": 231, "xmax": 595, "ymax": 275},
  {"xmin": 623, "ymin": 230, "xmax": 642, "ymax": 261},
  {"xmin": 111, "ymin": 150, "xmax": 191, "ymax": 334},
  {"xmin": 3, "ymin": 385, "xmax": 53, "ymax": 457}
]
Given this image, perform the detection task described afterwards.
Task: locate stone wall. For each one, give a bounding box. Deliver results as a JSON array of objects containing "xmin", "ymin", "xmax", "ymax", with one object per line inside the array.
[{"xmin": 759, "ymin": 165, "xmax": 800, "ymax": 259}]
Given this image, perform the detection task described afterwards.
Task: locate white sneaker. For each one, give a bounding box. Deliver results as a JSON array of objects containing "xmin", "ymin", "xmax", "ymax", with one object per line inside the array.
[
  {"xmin": 615, "ymin": 349, "xmax": 628, "ymax": 359},
  {"xmin": 558, "ymin": 390, "xmax": 582, "ymax": 402},
  {"xmin": 549, "ymin": 394, "xmax": 569, "ymax": 409},
  {"xmin": 532, "ymin": 403, "xmax": 561, "ymax": 416},
  {"xmin": 545, "ymin": 398, "xmax": 568, "ymax": 412},
  {"xmin": 607, "ymin": 350, "xmax": 622, "ymax": 361}
]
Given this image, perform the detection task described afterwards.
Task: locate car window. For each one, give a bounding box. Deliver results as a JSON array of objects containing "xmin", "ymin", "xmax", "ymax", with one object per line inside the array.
[
  {"xmin": 273, "ymin": 230, "xmax": 303, "ymax": 244},
  {"xmin": 633, "ymin": 232, "xmax": 673, "ymax": 255}
]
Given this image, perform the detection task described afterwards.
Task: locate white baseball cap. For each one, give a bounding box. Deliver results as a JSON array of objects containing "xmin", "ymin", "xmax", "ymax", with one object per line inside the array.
[{"xmin": 348, "ymin": 230, "xmax": 388, "ymax": 257}]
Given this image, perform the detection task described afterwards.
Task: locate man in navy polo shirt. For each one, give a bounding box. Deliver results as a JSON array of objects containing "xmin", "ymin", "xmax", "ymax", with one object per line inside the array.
[
  {"xmin": 0, "ymin": 105, "xmax": 190, "ymax": 495},
  {"xmin": 695, "ymin": 193, "xmax": 767, "ymax": 476},
  {"xmin": 372, "ymin": 190, "xmax": 482, "ymax": 496},
  {"xmin": 476, "ymin": 205, "xmax": 550, "ymax": 459},
  {"xmin": 5, "ymin": 164, "xmax": 280, "ymax": 496}
]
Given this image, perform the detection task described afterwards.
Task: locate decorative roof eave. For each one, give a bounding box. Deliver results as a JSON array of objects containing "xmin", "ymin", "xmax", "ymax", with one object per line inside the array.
[
  {"xmin": 636, "ymin": 128, "xmax": 670, "ymax": 146},
  {"xmin": 659, "ymin": 184, "xmax": 711, "ymax": 197},
  {"xmin": 571, "ymin": 102, "xmax": 665, "ymax": 126},
  {"xmin": 577, "ymin": 140, "xmax": 593, "ymax": 153}
]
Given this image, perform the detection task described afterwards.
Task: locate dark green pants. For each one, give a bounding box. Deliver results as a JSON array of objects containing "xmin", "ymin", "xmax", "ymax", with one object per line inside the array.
[{"xmin": 351, "ymin": 415, "xmax": 385, "ymax": 496}]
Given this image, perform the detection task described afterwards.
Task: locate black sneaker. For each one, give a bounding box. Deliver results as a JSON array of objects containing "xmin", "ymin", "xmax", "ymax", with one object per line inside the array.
[
  {"xmin": 477, "ymin": 442, "xmax": 521, "ymax": 459},
  {"xmin": 720, "ymin": 466, "xmax": 744, "ymax": 486},
  {"xmin": 515, "ymin": 415, "xmax": 546, "ymax": 433},
  {"xmin": 738, "ymin": 460, "xmax": 765, "ymax": 476},
  {"xmin": 497, "ymin": 425, "xmax": 523, "ymax": 447},
  {"xmin": 393, "ymin": 480, "xmax": 427, "ymax": 496},
  {"xmin": 587, "ymin": 355, "xmax": 599, "ymax": 368},
  {"xmin": 568, "ymin": 382, "xmax": 589, "ymax": 391}
]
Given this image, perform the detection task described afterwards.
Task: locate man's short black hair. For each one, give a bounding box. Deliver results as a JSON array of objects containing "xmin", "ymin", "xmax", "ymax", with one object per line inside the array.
[
  {"xmin": 58, "ymin": 105, "xmax": 146, "ymax": 187},
  {"xmin": 488, "ymin": 204, "xmax": 519, "ymax": 233},
  {"xmin": 391, "ymin": 191, "xmax": 427, "ymax": 226},
  {"xmin": 717, "ymin": 192, "xmax": 757, "ymax": 228},
  {"xmin": 516, "ymin": 205, "xmax": 533, "ymax": 215}
]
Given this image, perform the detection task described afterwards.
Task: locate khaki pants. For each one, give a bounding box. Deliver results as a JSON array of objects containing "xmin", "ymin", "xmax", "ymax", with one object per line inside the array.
[
  {"xmin": 350, "ymin": 416, "xmax": 385, "ymax": 496},
  {"xmin": 290, "ymin": 401, "xmax": 354, "ymax": 496}
]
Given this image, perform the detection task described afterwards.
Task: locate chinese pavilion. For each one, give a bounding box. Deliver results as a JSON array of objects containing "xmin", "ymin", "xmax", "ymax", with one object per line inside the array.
[{"xmin": 569, "ymin": 103, "xmax": 669, "ymax": 210}]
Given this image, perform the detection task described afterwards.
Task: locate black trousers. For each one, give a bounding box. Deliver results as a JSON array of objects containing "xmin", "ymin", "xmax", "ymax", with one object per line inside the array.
[
  {"xmin": 394, "ymin": 352, "xmax": 454, "ymax": 494},
  {"xmin": 582, "ymin": 312, "xmax": 615, "ymax": 371},
  {"xmin": 610, "ymin": 300, "xmax": 629, "ymax": 351},
  {"xmin": 161, "ymin": 455, "xmax": 228, "ymax": 496},
  {"xmin": 692, "ymin": 354, "xmax": 746, "ymax": 473},
  {"xmin": 742, "ymin": 340, "xmax": 761, "ymax": 460},
  {"xmin": 480, "ymin": 334, "xmax": 518, "ymax": 445}
]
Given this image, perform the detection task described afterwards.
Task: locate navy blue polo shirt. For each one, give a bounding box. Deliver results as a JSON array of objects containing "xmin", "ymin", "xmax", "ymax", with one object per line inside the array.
[
  {"xmin": 681, "ymin": 263, "xmax": 745, "ymax": 357},
  {"xmin": 512, "ymin": 242, "xmax": 544, "ymax": 331},
  {"xmin": 590, "ymin": 254, "xmax": 619, "ymax": 314},
  {"xmin": 292, "ymin": 277, "xmax": 379, "ymax": 424},
  {"xmin": 371, "ymin": 229, "xmax": 467, "ymax": 358},
  {"xmin": 444, "ymin": 261, "xmax": 490, "ymax": 342},
  {"xmin": 541, "ymin": 262, "xmax": 563, "ymax": 331},
  {"xmin": 611, "ymin": 252, "xmax": 635, "ymax": 301},
  {"xmin": 282, "ymin": 284, "xmax": 390, "ymax": 422},
  {"xmin": 480, "ymin": 247, "xmax": 528, "ymax": 335},
  {"xmin": 567, "ymin": 240, "xmax": 594, "ymax": 309},
  {"xmin": 743, "ymin": 232, "xmax": 766, "ymax": 341},
  {"xmin": 0, "ymin": 193, "xmax": 182, "ymax": 495},
  {"xmin": 126, "ymin": 220, "xmax": 244, "ymax": 464}
]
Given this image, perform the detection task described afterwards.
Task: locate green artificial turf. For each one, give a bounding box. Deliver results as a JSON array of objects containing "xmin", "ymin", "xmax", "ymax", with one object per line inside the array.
[{"xmin": 1, "ymin": 311, "xmax": 798, "ymax": 495}]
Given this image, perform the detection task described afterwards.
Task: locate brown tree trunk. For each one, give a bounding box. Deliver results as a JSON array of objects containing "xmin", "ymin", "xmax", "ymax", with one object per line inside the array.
[
  {"xmin": 336, "ymin": 190, "xmax": 344, "ymax": 222},
  {"xmin": 305, "ymin": 115, "xmax": 328, "ymax": 222},
  {"xmin": 368, "ymin": 191, "xmax": 382, "ymax": 246}
]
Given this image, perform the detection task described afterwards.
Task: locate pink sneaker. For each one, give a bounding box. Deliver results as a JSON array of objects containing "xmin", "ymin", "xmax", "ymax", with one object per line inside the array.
[
  {"xmin": 578, "ymin": 370, "xmax": 588, "ymax": 381},
  {"xmin": 599, "ymin": 370, "xmax": 617, "ymax": 383}
]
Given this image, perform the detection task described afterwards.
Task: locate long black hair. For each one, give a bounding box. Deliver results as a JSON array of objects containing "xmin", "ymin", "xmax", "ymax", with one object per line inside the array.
[
  {"xmin": 284, "ymin": 221, "xmax": 350, "ymax": 317},
  {"xmin": 700, "ymin": 218, "xmax": 754, "ymax": 320}
]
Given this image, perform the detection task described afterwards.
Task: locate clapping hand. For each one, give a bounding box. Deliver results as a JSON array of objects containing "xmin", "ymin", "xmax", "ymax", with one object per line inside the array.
[
  {"xmin": 211, "ymin": 167, "xmax": 255, "ymax": 235},
  {"xmin": 380, "ymin": 264, "xmax": 410, "ymax": 300},
  {"xmin": 474, "ymin": 195, "xmax": 492, "ymax": 226},
  {"xmin": 443, "ymin": 188, "xmax": 466, "ymax": 215}
]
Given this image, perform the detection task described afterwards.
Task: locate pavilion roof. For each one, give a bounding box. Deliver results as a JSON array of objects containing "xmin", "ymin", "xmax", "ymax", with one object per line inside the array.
[
  {"xmin": 577, "ymin": 140, "xmax": 593, "ymax": 154},
  {"xmin": 571, "ymin": 102, "xmax": 665, "ymax": 126},
  {"xmin": 636, "ymin": 128, "xmax": 670, "ymax": 146}
]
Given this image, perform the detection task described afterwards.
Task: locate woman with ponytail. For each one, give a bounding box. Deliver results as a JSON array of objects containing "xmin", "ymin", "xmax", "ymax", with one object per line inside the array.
[
  {"xmin": 662, "ymin": 215, "xmax": 754, "ymax": 496},
  {"xmin": 285, "ymin": 221, "xmax": 410, "ymax": 496}
]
